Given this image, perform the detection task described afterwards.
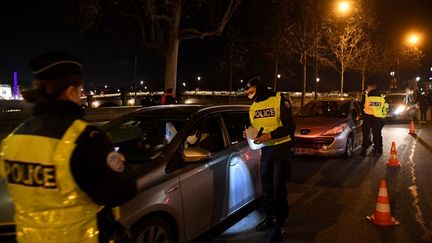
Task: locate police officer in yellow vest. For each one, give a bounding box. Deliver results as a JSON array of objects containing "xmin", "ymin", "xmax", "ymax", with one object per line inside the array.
[
  {"xmin": 243, "ymin": 77, "xmax": 295, "ymax": 242},
  {"xmin": 0, "ymin": 52, "xmax": 137, "ymax": 243},
  {"xmin": 361, "ymin": 81, "xmax": 389, "ymax": 156}
]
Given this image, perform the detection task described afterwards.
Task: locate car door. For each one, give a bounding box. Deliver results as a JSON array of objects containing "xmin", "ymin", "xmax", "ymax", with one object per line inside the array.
[
  {"xmin": 221, "ymin": 112, "xmax": 262, "ymax": 214},
  {"xmin": 178, "ymin": 114, "xmax": 235, "ymax": 240},
  {"xmin": 352, "ymin": 101, "xmax": 363, "ymax": 147}
]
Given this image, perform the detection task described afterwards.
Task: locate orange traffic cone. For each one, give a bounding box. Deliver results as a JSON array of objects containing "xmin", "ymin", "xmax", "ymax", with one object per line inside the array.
[
  {"xmin": 367, "ymin": 179, "xmax": 399, "ymax": 226},
  {"xmin": 386, "ymin": 142, "xmax": 401, "ymax": 167},
  {"xmin": 409, "ymin": 119, "xmax": 415, "ymax": 135}
]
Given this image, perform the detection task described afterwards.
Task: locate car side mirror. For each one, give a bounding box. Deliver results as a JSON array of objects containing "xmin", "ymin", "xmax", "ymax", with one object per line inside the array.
[{"xmin": 183, "ymin": 147, "xmax": 211, "ymax": 163}]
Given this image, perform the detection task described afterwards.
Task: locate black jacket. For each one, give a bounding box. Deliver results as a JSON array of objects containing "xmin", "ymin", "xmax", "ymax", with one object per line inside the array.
[{"xmin": 16, "ymin": 101, "xmax": 137, "ymax": 207}]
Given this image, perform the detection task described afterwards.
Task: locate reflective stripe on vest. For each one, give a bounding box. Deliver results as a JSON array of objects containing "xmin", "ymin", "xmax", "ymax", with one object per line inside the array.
[
  {"xmin": 364, "ymin": 94, "xmax": 387, "ymax": 118},
  {"xmin": 0, "ymin": 120, "xmax": 101, "ymax": 243},
  {"xmin": 249, "ymin": 92, "xmax": 291, "ymax": 146}
]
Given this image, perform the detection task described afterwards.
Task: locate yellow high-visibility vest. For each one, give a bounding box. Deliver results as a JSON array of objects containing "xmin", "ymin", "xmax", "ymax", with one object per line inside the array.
[
  {"xmin": 249, "ymin": 92, "xmax": 291, "ymax": 146},
  {"xmin": 0, "ymin": 119, "xmax": 102, "ymax": 243},
  {"xmin": 364, "ymin": 94, "xmax": 388, "ymax": 118}
]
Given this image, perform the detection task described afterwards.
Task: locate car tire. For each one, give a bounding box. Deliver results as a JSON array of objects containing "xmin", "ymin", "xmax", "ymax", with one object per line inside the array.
[
  {"xmin": 343, "ymin": 135, "xmax": 354, "ymax": 159},
  {"xmin": 131, "ymin": 217, "xmax": 175, "ymax": 243}
]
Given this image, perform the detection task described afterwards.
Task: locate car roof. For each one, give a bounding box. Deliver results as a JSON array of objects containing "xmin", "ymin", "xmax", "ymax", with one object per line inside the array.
[
  {"xmin": 307, "ymin": 97, "xmax": 357, "ymax": 103},
  {"xmin": 385, "ymin": 93, "xmax": 407, "ymax": 96},
  {"xmin": 127, "ymin": 104, "xmax": 250, "ymax": 118}
]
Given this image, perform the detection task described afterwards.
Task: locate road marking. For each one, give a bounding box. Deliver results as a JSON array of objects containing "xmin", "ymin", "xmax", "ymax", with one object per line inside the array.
[
  {"xmin": 407, "ymin": 139, "xmax": 432, "ymax": 241},
  {"xmin": 410, "ymin": 133, "xmax": 432, "ymax": 154}
]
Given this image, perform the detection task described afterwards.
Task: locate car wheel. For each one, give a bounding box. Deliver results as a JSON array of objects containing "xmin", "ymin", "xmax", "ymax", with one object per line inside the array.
[
  {"xmin": 132, "ymin": 217, "xmax": 175, "ymax": 243},
  {"xmin": 343, "ymin": 135, "xmax": 353, "ymax": 158}
]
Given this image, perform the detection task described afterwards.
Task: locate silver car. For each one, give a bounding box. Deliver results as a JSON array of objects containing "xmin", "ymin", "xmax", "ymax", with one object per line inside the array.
[
  {"xmin": 0, "ymin": 105, "xmax": 262, "ymax": 243},
  {"xmin": 103, "ymin": 105, "xmax": 262, "ymax": 242},
  {"xmin": 293, "ymin": 98, "xmax": 363, "ymax": 158}
]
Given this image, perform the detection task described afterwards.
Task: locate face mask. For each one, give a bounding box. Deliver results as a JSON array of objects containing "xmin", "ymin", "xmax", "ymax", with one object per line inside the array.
[{"xmin": 248, "ymin": 91, "xmax": 256, "ymax": 100}]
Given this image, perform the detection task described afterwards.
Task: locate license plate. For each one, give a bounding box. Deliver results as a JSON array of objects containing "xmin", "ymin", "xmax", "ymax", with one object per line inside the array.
[{"xmin": 294, "ymin": 147, "xmax": 313, "ymax": 154}]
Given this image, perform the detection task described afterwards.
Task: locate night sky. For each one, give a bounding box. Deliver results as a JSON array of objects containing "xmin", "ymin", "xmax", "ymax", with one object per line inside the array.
[{"xmin": 1, "ymin": 0, "xmax": 432, "ymax": 91}]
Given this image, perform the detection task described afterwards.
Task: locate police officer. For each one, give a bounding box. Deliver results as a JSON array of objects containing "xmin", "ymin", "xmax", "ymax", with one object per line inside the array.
[
  {"xmin": 361, "ymin": 81, "xmax": 388, "ymax": 156},
  {"xmin": 243, "ymin": 77, "xmax": 295, "ymax": 242},
  {"xmin": 0, "ymin": 52, "xmax": 137, "ymax": 243}
]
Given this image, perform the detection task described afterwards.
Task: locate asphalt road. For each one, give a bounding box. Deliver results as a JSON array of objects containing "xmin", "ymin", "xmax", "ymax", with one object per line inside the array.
[{"xmin": 213, "ymin": 122, "xmax": 432, "ymax": 243}]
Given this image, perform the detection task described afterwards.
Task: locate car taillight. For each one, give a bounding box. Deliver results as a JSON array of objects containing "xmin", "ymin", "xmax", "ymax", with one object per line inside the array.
[{"xmin": 321, "ymin": 123, "xmax": 347, "ymax": 135}]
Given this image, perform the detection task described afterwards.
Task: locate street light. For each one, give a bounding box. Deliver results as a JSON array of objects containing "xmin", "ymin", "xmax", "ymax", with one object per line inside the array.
[
  {"xmin": 335, "ymin": 1, "xmax": 352, "ymax": 16},
  {"xmin": 182, "ymin": 82, "xmax": 187, "ymax": 87},
  {"xmin": 197, "ymin": 76, "xmax": 201, "ymax": 81},
  {"xmin": 315, "ymin": 77, "xmax": 320, "ymax": 100},
  {"xmin": 277, "ymin": 74, "xmax": 281, "ymax": 79},
  {"xmin": 416, "ymin": 76, "xmax": 421, "ymax": 82},
  {"xmin": 405, "ymin": 32, "xmax": 422, "ymax": 47}
]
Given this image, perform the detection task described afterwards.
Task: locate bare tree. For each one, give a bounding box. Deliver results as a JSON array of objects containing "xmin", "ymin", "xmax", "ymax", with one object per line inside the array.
[
  {"xmin": 267, "ymin": 0, "xmax": 321, "ymax": 107},
  {"xmin": 217, "ymin": 26, "xmax": 249, "ymax": 102},
  {"xmin": 66, "ymin": 0, "xmax": 240, "ymax": 95},
  {"xmin": 321, "ymin": 0, "xmax": 377, "ymax": 94}
]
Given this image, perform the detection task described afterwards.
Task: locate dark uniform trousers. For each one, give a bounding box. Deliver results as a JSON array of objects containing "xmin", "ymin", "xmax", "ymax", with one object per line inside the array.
[
  {"xmin": 260, "ymin": 141, "xmax": 292, "ymax": 225},
  {"xmin": 362, "ymin": 113, "xmax": 385, "ymax": 152}
]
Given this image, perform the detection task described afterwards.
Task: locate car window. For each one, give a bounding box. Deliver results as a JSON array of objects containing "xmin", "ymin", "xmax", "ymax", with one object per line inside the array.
[
  {"xmin": 104, "ymin": 117, "xmax": 186, "ymax": 162},
  {"xmin": 353, "ymin": 101, "xmax": 362, "ymax": 115},
  {"xmin": 184, "ymin": 117, "xmax": 225, "ymax": 154},
  {"xmin": 385, "ymin": 95, "xmax": 405, "ymax": 104},
  {"xmin": 222, "ymin": 112, "xmax": 249, "ymax": 145},
  {"xmin": 296, "ymin": 101, "xmax": 350, "ymax": 118}
]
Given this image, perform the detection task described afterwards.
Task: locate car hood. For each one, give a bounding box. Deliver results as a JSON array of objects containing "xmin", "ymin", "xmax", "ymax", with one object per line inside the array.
[{"xmin": 294, "ymin": 117, "xmax": 348, "ymax": 136}]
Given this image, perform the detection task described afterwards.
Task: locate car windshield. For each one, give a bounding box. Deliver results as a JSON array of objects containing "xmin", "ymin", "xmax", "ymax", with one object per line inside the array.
[
  {"xmin": 385, "ymin": 95, "xmax": 405, "ymax": 104},
  {"xmin": 103, "ymin": 116, "xmax": 187, "ymax": 163},
  {"xmin": 296, "ymin": 100, "xmax": 350, "ymax": 118}
]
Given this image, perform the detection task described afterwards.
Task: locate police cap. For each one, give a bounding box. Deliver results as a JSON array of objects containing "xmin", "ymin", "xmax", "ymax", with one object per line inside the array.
[
  {"xmin": 28, "ymin": 52, "xmax": 83, "ymax": 80},
  {"xmin": 243, "ymin": 76, "xmax": 261, "ymax": 90},
  {"xmin": 366, "ymin": 80, "xmax": 377, "ymax": 86}
]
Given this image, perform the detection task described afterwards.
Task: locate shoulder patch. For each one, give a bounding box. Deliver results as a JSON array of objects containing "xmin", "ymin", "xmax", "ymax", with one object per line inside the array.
[{"xmin": 106, "ymin": 151, "xmax": 125, "ymax": 172}]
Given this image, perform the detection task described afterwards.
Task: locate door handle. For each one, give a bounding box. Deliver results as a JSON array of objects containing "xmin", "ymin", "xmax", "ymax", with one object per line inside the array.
[{"xmin": 165, "ymin": 185, "xmax": 179, "ymax": 194}]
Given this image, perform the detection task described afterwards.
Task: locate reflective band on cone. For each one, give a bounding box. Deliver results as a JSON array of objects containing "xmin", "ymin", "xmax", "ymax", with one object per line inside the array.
[
  {"xmin": 367, "ymin": 179, "xmax": 399, "ymax": 226},
  {"xmin": 387, "ymin": 141, "xmax": 401, "ymax": 167}
]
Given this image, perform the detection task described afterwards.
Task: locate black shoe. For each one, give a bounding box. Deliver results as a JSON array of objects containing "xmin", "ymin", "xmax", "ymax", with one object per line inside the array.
[
  {"xmin": 256, "ymin": 217, "xmax": 276, "ymax": 232},
  {"xmin": 269, "ymin": 226, "xmax": 285, "ymax": 243}
]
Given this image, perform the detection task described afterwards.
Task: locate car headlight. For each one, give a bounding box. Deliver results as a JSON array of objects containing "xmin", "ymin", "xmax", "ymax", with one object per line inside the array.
[
  {"xmin": 394, "ymin": 105, "xmax": 406, "ymax": 115},
  {"xmin": 321, "ymin": 123, "xmax": 347, "ymax": 136}
]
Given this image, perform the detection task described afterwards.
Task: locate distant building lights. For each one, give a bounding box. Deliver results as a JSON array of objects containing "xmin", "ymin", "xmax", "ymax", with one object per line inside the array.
[{"xmin": 13, "ymin": 71, "xmax": 18, "ymax": 99}]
